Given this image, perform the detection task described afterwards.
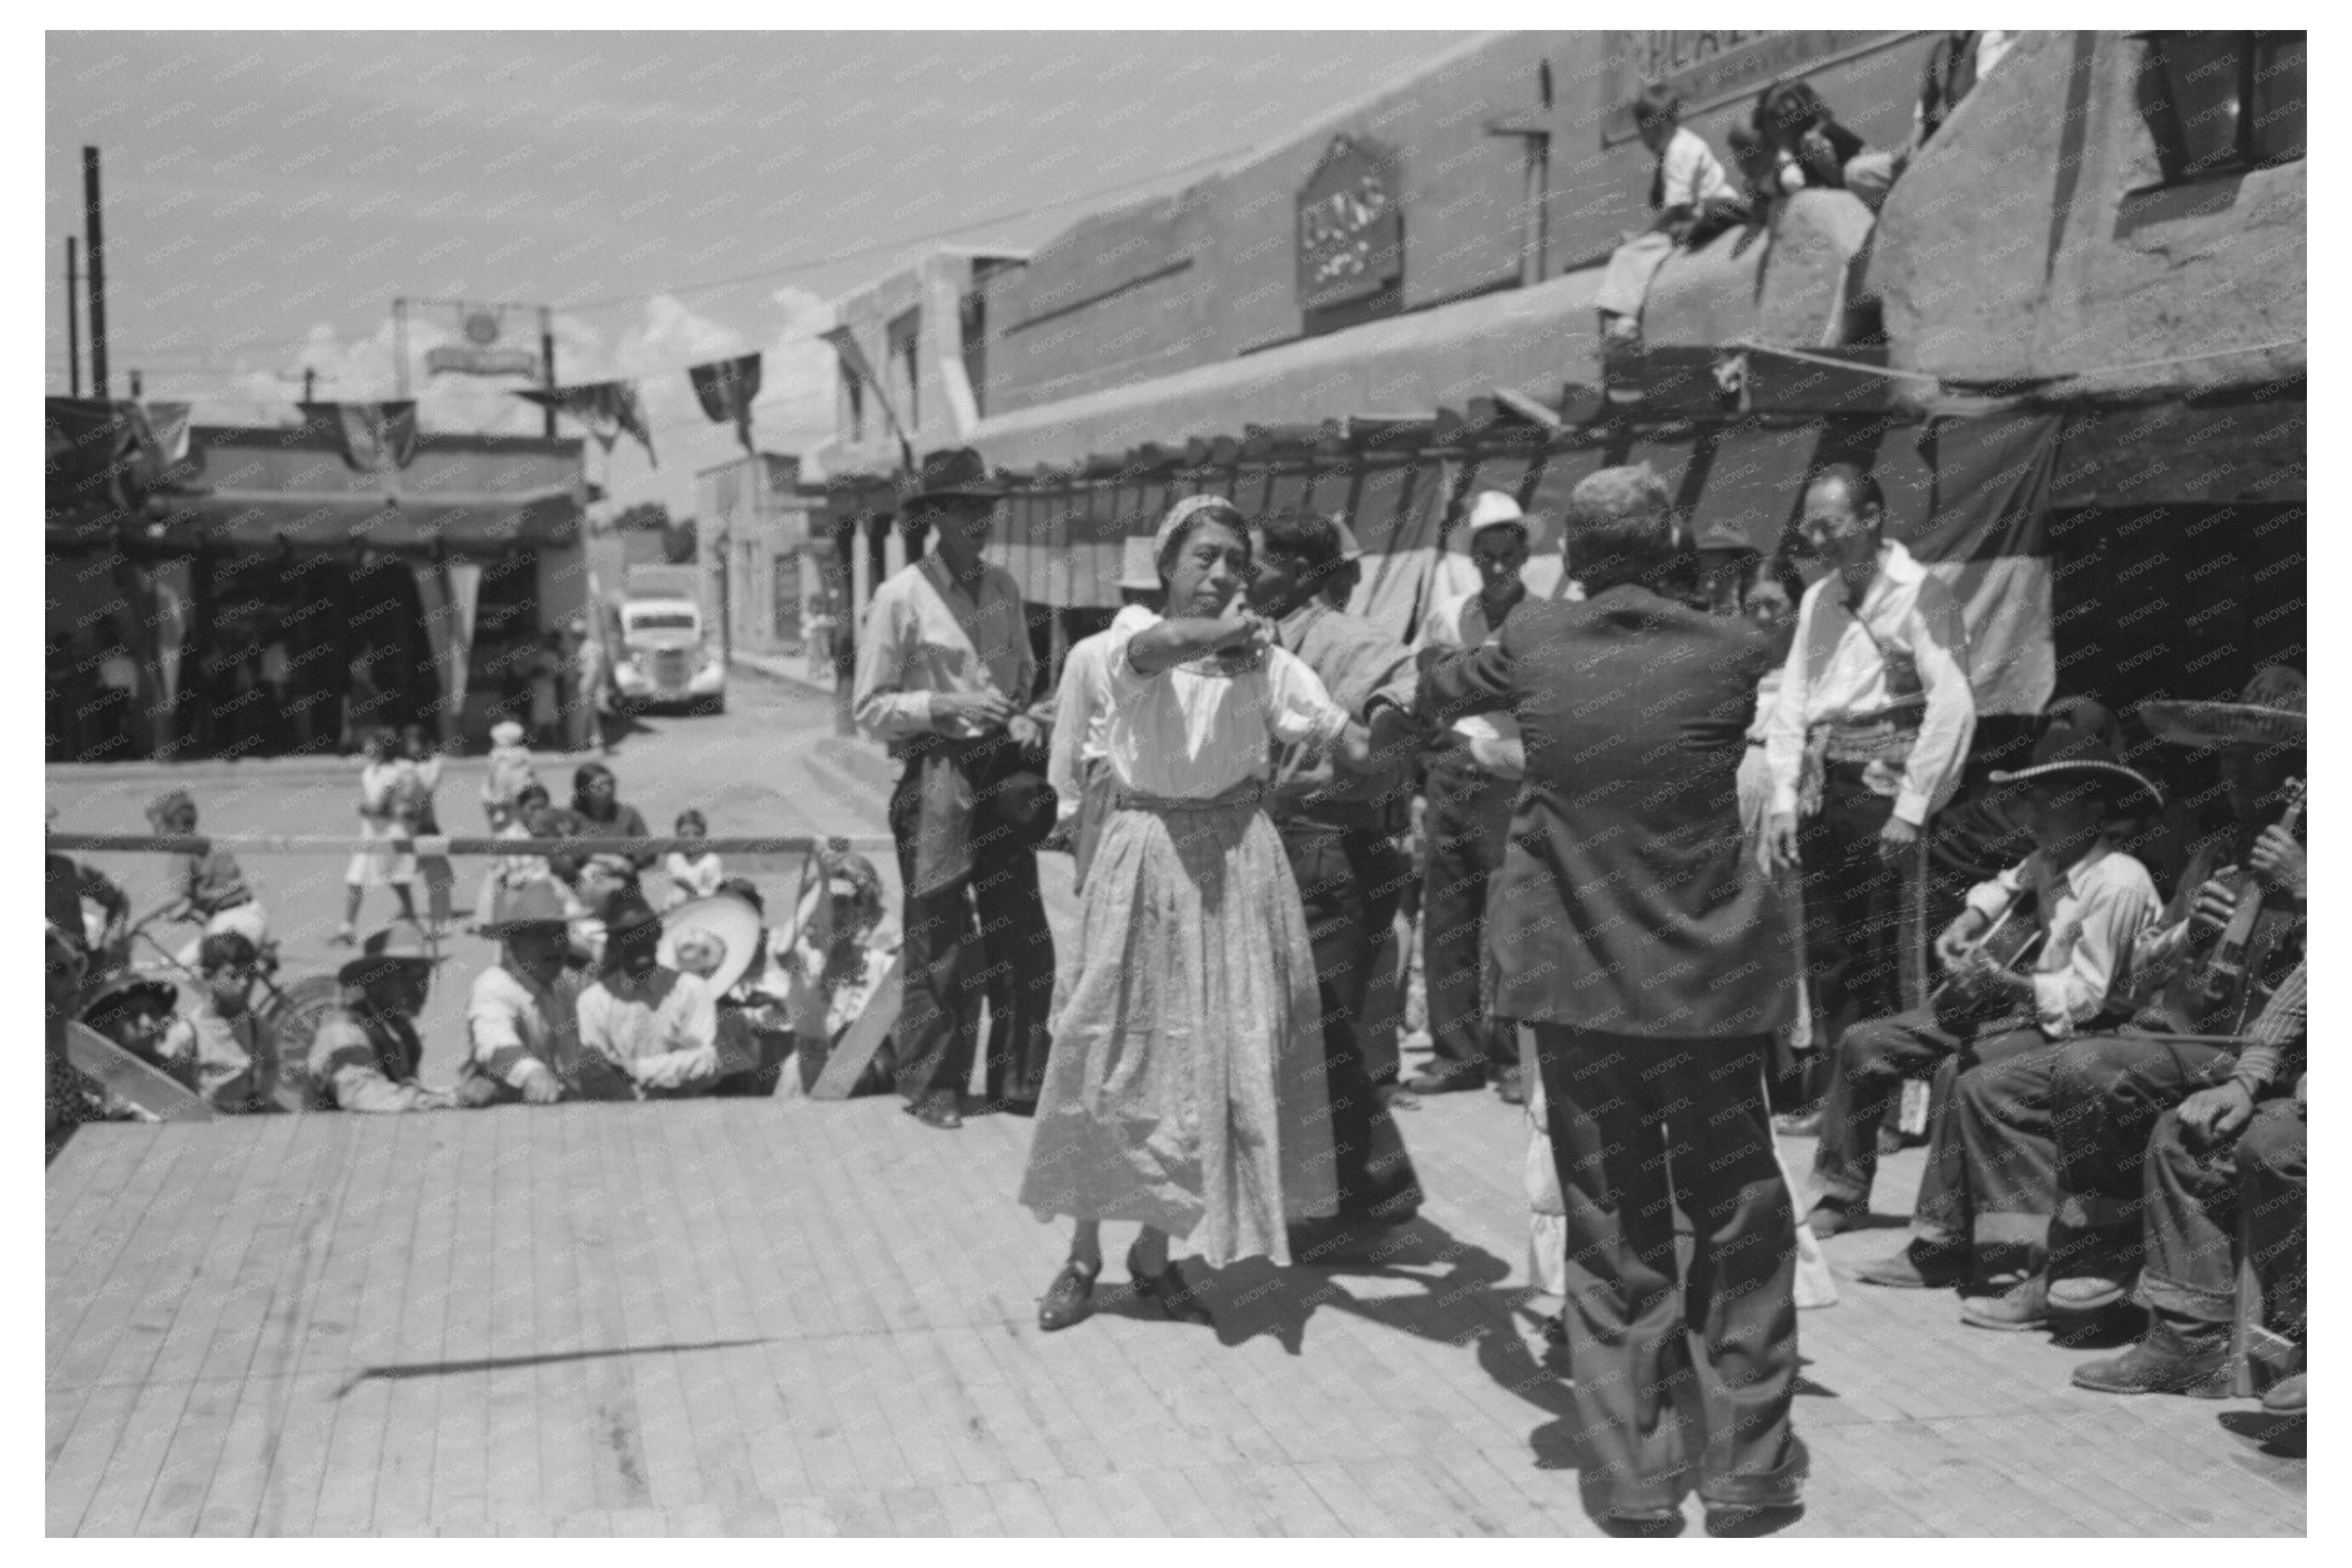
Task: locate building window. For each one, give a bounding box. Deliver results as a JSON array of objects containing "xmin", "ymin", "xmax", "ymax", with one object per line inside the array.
[
  {"xmin": 2145, "ymin": 32, "xmax": 2305, "ymax": 184},
  {"xmin": 838, "ymin": 359, "xmax": 864, "ymax": 442},
  {"xmin": 887, "ymin": 308, "xmax": 921, "ymax": 434}
]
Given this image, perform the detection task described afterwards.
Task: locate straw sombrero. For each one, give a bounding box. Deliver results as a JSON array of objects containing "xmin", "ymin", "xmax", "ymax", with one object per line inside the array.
[
  {"xmin": 657, "ymin": 893, "xmax": 764, "ymax": 997},
  {"xmin": 1988, "ymin": 700, "xmax": 2165, "ymax": 818},
  {"xmin": 2137, "ymin": 665, "xmax": 2305, "ymax": 750}
]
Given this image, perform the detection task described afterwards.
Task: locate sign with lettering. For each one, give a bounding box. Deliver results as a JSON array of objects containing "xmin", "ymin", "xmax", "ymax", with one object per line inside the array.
[
  {"xmin": 425, "ymin": 304, "xmax": 542, "ymax": 377},
  {"xmin": 1603, "ymin": 31, "xmax": 1914, "ymax": 144},
  {"xmin": 1296, "ymin": 135, "xmax": 1403, "ymax": 314}
]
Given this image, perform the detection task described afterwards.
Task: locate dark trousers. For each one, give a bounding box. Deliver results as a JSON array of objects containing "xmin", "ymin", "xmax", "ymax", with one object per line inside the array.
[
  {"xmin": 2040, "ymin": 1032, "xmax": 2236, "ymax": 1275},
  {"xmin": 1421, "ymin": 760, "xmax": 1520, "ymax": 1080},
  {"xmin": 2142, "ymin": 1097, "xmax": 2306, "ymax": 1335},
  {"xmin": 1793, "ymin": 766, "xmax": 1916, "ymax": 1048},
  {"xmin": 888, "ymin": 768, "xmax": 1056, "ymax": 1106},
  {"xmin": 1531, "ymin": 1024, "xmax": 1797, "ymax": 1514},
  {"xmin": 1279, "ymin": 818, "xmax": 1421, "ymax": 1221},
  {"xmin": 1812, "ymin": 1006, "xmax": 2045, "ymax": 1213}
]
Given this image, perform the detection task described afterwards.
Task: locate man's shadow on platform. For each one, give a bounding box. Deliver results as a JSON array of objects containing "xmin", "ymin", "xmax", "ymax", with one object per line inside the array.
[{"xmin": 1194, "ymin": 1217, "xmax": 1575, "ymax": 1426}]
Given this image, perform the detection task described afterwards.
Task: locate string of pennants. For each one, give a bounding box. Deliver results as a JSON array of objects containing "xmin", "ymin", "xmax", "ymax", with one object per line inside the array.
[{"xmin": 509, "ymin": 351, "xmax": 762, "ymax": 467}]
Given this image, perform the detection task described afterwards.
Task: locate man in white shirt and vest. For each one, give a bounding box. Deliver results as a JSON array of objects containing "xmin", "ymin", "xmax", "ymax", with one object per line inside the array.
[
  {"xmin": 853, "ymin": 448, "xmax": 1058, "ymax": 1131},
  {"xmin": 1761, "ymin": 463, "xmax": 1976, "ymax": 1050},
  {"xmin": 1410, "ymin": 490, "xmax": 1532, "ymax": 1102}
]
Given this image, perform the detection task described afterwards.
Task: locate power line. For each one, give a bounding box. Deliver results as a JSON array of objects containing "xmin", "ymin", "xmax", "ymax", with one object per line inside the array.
[{"xmin": 550, "ymin": 142, "xmax": 1252, "ymax": 311}]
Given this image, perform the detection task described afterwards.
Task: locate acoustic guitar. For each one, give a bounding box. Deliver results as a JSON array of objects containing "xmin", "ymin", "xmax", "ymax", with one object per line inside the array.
[
  {"xmin": 1929, "ymin": 888, "xmax": 2044, "ymax": 1030},
  {"xmin": 2199, "ymin": 779, "xmax": 2305, "ymax": 1036}
]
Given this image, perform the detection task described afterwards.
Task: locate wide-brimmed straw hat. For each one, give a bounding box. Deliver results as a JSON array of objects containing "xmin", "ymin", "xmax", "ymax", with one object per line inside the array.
[
  {"xmin": 477, "ymin": 878, "xmax": 571, "ymax": 935},
  {"xmin": 1989, "ymin": 700, "xmax": 2165, "ymax": 818},
  {"xmin": 900, "ymin": 447, "xmax": 1004, "ymax": 509},
  {"xmin": 339, "ymin": 925, "xmax": 447, "ymax": 986},
  {"xmin": 2137, "ymin": 665, "xmax": 2306, "ymax": 750},
  {"xmin": 657, "ymin": 893, "xmax": 764, "ymax": 996}
]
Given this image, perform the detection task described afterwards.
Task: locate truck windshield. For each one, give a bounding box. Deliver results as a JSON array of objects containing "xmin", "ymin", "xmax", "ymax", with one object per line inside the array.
[{"xmin": 627, "ymin": 612, "xmax": 697, "ymax": 631}]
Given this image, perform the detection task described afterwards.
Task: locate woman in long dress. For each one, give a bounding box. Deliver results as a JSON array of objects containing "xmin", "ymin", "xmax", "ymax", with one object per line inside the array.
[{"xmin": 1019, "ymin": 496, "xmax": 1374, "ymax": 1332}]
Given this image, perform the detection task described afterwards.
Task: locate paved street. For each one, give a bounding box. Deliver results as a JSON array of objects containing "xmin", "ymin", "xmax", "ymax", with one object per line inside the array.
[{"xmin": 46, "ymin": 672, "xmax": 2307, "ymax": 1536}]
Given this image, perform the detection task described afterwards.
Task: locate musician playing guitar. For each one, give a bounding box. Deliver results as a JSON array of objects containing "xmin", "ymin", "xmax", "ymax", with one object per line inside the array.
[
  {"xmin": 1946, "ymin": 668, "xmax": 2306, "ymax": 1336},
  {"xmin": 1808, "ymin": 702, "xmax": 2163, "ymax": 1266}
]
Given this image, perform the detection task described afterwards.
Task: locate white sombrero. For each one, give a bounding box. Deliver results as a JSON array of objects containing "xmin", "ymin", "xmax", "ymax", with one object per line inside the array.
[
  {"xmin": 658, "ymin": 893, "xmax": 765, "ymax": 997},
  {"xmin": 2139, "ymin": 666, "xmax": 2305, "ymax": 750}
]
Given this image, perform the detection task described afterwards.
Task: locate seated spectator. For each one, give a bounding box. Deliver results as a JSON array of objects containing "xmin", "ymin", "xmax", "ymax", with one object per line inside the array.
[
  {"xmin": 457, "ymin": 878, "xmax": 614, "ymax": 1105},
  {"xmin": 1805, "ymin": 707, "xmax": 2164, "ymax": 1254},
  {"xmin": 777, "ymin": 852, "xmax": 902, "ymax": 1095},
  {"xmin": 1597, "ymin": 83, "xmax": 1746, "ymax": 344},
  {"xmin": 662, "ymin": 809, "xmax": 725, "ymax": 909},
  {"xmin": 663, "ymin": 889, "xmax": 781, "ymax": 1095},
  {"xmin": 306, "ymin": 927, "xmax": 457, "ymax": 1112},
  {"xmin": 576, "ymin": 895, "xmax": 739, "ymax": 1098},
  {"xmin": 159, "ymin": 931, "xmax": 281, "ymax": 1113},
  {"xmin": 144, "ymin": 789, "xmax": 270, "ymax": 967},
  {"xmin": 562, "ymin": 852, "xmax": 641, "ymax": 971},
  {"xmin": 571, "ymin": 761, "xmax": 656, "ymax": 871},
  {"xmin": 1755, "ymin": 79, "xmax": 1895, "ymax": 211},
  {"xmin": 79, "ymin": 976, "xmax": 180, "ymax": 1073},
  {"xmin": 2073, "ymin": 963, "xmax": 2305, "ymax": 1402},
  {"xmin": 46, "ymin": 803, "xmax": 130, "ymax": 962}
]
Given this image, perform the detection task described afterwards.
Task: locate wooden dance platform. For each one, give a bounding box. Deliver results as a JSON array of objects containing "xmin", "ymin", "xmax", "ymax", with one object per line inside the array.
[{"xmin": 47, "ymin": 1095, "xmax": 2305, "ymax": 1536}]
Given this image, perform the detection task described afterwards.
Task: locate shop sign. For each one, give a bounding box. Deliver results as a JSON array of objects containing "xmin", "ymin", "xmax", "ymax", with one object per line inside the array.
[
  {"xmin": 1603, "ymin": 31, "xmax": 1913, "ymax": 144},
  {"xmin": 1295, "ymin": 135, "xmax": 1403, "ymax": 314},
  {"xmin": 426, "ymin": 306, "xmax": 541, "ymax": 377}
]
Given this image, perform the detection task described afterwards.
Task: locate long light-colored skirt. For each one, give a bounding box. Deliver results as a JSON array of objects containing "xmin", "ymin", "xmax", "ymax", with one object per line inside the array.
[{"xmin": 1019, "ymin": 788, "xmax": 1339, "ymax": 1267}]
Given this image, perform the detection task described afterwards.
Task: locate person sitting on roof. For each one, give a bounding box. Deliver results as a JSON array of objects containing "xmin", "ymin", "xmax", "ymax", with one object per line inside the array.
[
  {"xmin": 306, "ymin": 927, "xmax": 459, "ymax": 1112},
  {"xmin": 1596, "ymin": 82, "xmax": 1748, "ymax": 348},
  {"xmin": 1754, "ymin": 78, "xmax": 1897, "ymax": 211}
]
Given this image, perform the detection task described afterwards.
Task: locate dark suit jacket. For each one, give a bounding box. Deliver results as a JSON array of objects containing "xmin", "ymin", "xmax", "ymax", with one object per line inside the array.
[{"xmin": 1416, "ymin": 583, "xmax": 1797, "ymax": 1038}]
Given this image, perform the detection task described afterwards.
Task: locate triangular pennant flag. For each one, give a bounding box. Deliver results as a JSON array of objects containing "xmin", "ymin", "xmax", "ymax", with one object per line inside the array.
[
  {"xmin": 514, "ymin": 382, "xmax": 658, "ymax": 467},
  {"xmin": 301, "ymin": 401, "xmax": 419, "ymax": 473},
  {"xmin": 688, "ymin": 353, "xmax": 762, "ymax": 454}
]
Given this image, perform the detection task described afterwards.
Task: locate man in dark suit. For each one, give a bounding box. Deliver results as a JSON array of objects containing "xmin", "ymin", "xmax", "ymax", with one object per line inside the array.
[{"xmin": 1418, "ymin": 465, "xmax": 1806, "ymax": 1531}]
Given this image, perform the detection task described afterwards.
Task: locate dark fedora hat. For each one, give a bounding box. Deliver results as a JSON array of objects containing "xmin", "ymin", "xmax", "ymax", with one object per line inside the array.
[
  {"xmin": 602, "ymin": 893, "xmax": 665, "ymax": 943},
  {"xmin": 1989, "ymin": 699, "xmax": 2164, "ymax": 818},
  {"xmin": 900, "ymin": 447, "xmax": 1004, "ymax": 509}
]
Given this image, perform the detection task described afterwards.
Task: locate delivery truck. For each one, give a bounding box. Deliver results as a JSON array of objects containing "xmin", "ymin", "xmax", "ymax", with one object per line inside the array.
[{"xmin": 603, "ymin": 564, "xmax": 725, "ymax": 714}]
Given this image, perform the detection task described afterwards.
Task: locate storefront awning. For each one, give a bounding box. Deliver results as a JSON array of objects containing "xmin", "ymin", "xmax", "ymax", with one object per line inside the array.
[
  {"xmin": 140, "ymin": 488, "xmax": 582, "ymax": 554},
  {"xmin": 969, "ymin": 270, "xmax": 1606, "ymax": 472}
]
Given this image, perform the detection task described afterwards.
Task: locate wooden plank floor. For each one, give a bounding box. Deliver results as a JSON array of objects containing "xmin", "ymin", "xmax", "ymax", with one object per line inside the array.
[{"xmin": 47, "ymin": 1089, "xmax": 2305, "ymax": 1537}]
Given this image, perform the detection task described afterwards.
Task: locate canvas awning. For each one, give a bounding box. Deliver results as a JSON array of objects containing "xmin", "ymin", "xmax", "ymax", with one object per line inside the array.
[
  {"xmin": 139, "ymin": 488, "xmax": 582, "ymax": 554},
  {"xmin": 968, "ymin": 269, "xmax": 1606, "ymax": 472}
]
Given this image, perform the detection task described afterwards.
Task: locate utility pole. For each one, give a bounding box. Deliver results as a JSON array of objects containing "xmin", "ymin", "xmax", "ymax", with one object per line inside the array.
[
  {"xmin": 82, "ymin": 146, "xmax": 109, "ymax": 399},
  {"xmin": 130, "ymin": 369, "xmax": 141, "ymax": 397},
  {"xmin": 66, "ymin": 237, "xmax": 81, "ymax": 398},
  {"xmin": 392, "ymin": 298, "xmax": 409, "ymax": 400},
  {"xmin": 538, "ymin": 306, "xmax": 557, "ymax": 437},
  {"xmin": 303, "ymin": 368, "xmax": 317, "ymax": 403}
]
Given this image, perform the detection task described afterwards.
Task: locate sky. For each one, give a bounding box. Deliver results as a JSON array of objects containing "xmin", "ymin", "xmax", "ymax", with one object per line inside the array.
[{"xmin": 46, "ymin": 30, "xmax": 1473, "ymax": 518}]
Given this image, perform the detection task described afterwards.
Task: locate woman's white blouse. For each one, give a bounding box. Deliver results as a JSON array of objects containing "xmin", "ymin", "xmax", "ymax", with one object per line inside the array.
[{"xmin": 1101, "ymin": 611, "xmax": 1349, "ymax": 800}]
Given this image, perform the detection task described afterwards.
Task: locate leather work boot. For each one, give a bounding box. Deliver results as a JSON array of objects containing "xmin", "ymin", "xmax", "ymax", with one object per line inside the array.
[
  {"xmin": 1960, "ymin": 1274, "xmax": 2050, "ymax": 1331},
  {"xmin": 2261, "ymin": 1371, "xmax": 2306, "ymax": 1416},
  {"xmin": 2071, "ymin": 1315, "xmax": 2233, "ymax": 1398},
  {"xmin": 2047, "ymin": 1274, "xmax": 2132, "ymax": 1314}
]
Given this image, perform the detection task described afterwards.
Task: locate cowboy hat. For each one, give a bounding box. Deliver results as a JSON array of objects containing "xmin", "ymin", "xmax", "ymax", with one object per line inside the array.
[
  {"xmin": 1464, "ymin": 490, "xmax": 1528, "ymax": 540},
  {"xmin": 1989, "ymin": 700, "xmax": 2165, "ymax": 818},
  {"xmin": 477, "ymin": 877, "xmax": 572, "ymax": 935},
  {"xmin": 338, "ymin": 924, "xmax": 447, "ymax": 986},
  {"xmin": 602, "ymin": 893, "xmax": 665, "ymax": 944},
  {"xmin": 2137, "ymin": 665, "xmax": 2305, "ymax": 750},
  {"xmin": 900, "ymin": 446, "xmax": 1004, "ymax": 509},
  {"xmin": 657, "ymin": 893, "xmax": 764, "ymax": 996},
  {"xmin": 1115, "ymin": 534, "xmax": 1161, "ymax": 593}
]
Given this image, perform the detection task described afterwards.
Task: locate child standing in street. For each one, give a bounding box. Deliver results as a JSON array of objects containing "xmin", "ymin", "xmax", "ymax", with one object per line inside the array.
[
  {"xmin": 340, "ymin": 729, "xmax": 419, "ymax": 944},
  {"xmin": 481, "ymin": 719, "xmax": 538, "ymax": 830},
  {"xmin": 663, "ymin": 809, "xmax": 725, "ymax": 909}
]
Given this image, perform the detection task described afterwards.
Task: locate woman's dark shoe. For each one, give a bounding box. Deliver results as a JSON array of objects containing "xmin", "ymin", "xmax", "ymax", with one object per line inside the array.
[
  {"xmin": 1127, "ymin": 1243, "xmax": 1213, "ymax": 1325},
  {"xmin": 1801, "ymin": 1199, "xmax": 1862, "ymax": 1239},
  {"xmin": 1037, "ymin": 1259, "xmax": 1100, "ymax": 1333},
  {"xmin": 906, "ymin": 1089, "xmax": 963, "ymax": 1130}
]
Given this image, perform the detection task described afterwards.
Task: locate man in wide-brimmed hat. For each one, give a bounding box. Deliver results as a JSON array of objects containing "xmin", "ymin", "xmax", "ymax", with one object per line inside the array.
[
  {"xmin": 575, "ymin": 892, "xmax": 743, "ymax": 1098},
  {"xmin": 306, "ymin": 926, "xmax": 457, "ymax": 1113},
  {"xmin": 1410, "ymin": 489, "xmax": 1534, "ymax": 1104},
  {"xmin": 1960, "ymin": 670, "xmax": 2308, "ymax": 1349},
  {"xmin": 1046, "ymin": 534, "xmax": 1165, "ymax": 891},
  {"xmin": 1812, "ymin": 700, "xmax": 2164, "ymax": 1269},
  {"xmin": 852, "ymin": 446, "xmax": 1058, "ymax": 1129},
  {"xmin": 457, "ymin": 878, "xmax": 602, "ymax": 1106}
]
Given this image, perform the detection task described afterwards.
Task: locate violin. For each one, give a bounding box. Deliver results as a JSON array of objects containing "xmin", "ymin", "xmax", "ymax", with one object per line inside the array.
[{"xmin": 2200, "ymin": 777, "xmax": 2305, "ymax": 1033}]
